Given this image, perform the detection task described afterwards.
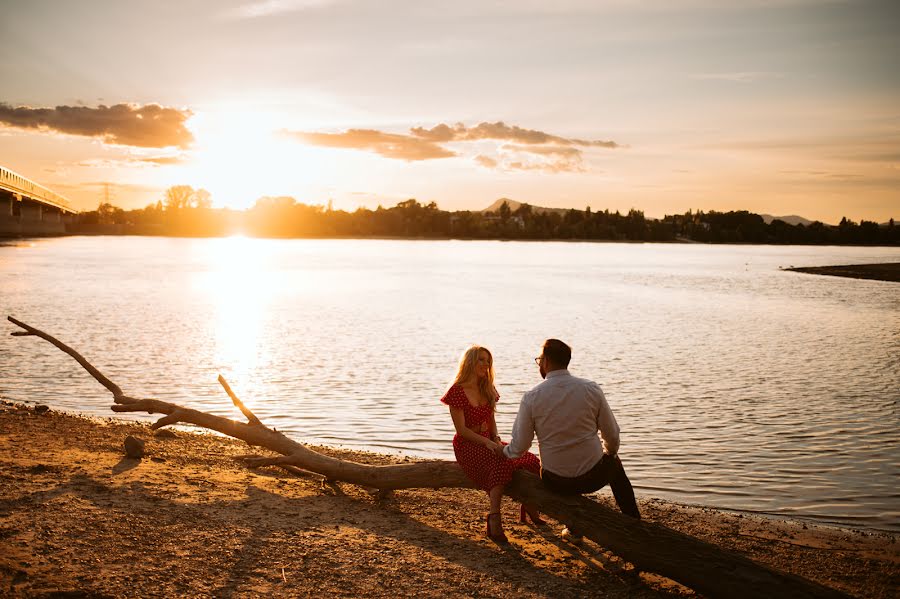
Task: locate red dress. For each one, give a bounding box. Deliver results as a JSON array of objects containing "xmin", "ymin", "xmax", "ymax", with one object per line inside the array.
[{"xmin": 441, "ymin": 384, "xmax": 541, "ymax": 491}]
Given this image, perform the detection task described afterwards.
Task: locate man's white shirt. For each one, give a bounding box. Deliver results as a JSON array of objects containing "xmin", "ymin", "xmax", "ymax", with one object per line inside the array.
[{"xmin": 503, "ymin": 369, "xmax": 620, "ymax": 478}]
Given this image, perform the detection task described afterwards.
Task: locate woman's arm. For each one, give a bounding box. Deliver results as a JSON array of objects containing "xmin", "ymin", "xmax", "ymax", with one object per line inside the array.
[
  {"xmin": 449, "ymin": 407, "xmax": 500, "ymax": 451},
  {"xmin": 489, "ymin": 385, "xmax": 501, "ymax": 442}
]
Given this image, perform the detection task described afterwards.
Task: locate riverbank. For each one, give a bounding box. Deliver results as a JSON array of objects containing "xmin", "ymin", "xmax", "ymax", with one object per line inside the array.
[
  {"xmin": 1, "ymin": 403, "xmax": 897, "ymax": 598},
  {"xmin": 786, "ymin": 262, "xmax": 900, "ymax": 282}
]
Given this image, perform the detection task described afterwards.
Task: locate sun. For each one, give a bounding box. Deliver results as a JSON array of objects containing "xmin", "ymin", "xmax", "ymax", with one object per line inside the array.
[{"xmin": 174, "ymin": 106, "xmax": 332, "ymax": 210}]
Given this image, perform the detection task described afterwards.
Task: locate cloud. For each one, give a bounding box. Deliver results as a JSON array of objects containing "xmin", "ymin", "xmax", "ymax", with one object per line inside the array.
[
  {"xmin": 474, "ymin": 145, "xmax": 585, "ymax": 173},
  {"xmin": 74, "ymin": 155, "xmax": 186, "ymax": 169},
  {"xmin": 504, "ymin": 155, "xmax": 585, "ymax": 174},
  {"xmin": 502, "ymin": 144, "xmax": 583, "ymax": 157},
  {"xmin": 137, "ymin": 155, "xmax": 184, "ymax": 165},
  {"xmin": 286, "ymin": 128, "xmax": 457, "ymax": 161},
  {"xmin": 475, "ymin": 155, "xmax": 498, "ymax": 168},
  {"xmin": 223, "ymin": 0, "xmax": 338, "ymax": 19},
  {"xmin": 411, "ymin": 121, "xmax": 619, "ymax": 148},
  {"xmin": 0, "ymin": 103, "xmax": 193, "ymax": 148},
  {"xmin": 289, "ymin": 121, "xmax": 621, "ymax": 172}
]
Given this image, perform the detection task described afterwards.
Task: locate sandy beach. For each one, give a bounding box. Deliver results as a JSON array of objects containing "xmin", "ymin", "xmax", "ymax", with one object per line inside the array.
[{"xmin": 1, "ymin": 402, "xmax": 897, "ymax": 598}]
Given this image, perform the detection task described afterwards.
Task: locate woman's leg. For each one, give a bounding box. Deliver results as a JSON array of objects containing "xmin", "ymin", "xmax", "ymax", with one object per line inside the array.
[
  {"xmin": 488, "ymin": 484, "xmax": 504, "ymax": 515},
  {"xmin": 486, "ymin": 485, "xmax": 507, "ymax": 542}
]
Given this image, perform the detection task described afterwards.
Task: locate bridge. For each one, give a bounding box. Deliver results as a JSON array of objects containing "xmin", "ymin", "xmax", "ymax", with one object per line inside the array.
[{"xmin": 0, "ymin": 165, "xmax": 77, "ymax": 236}]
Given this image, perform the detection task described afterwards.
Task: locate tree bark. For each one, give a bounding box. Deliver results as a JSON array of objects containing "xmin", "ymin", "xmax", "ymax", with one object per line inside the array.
[{"xmin": 8, "ymin": 316, "xmax": 847, "ymax": 599}]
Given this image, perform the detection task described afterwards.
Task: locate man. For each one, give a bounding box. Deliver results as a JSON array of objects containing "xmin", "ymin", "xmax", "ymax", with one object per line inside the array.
[{"xmin": 502, "ymin": 339, "xmax": 641, "ymax": 528}]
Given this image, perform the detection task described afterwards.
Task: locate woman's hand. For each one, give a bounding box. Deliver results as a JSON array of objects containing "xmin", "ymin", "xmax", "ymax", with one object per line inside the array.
[{"xmin": 485, "ymin": 439, "xmax": 505, "ymax": 457}]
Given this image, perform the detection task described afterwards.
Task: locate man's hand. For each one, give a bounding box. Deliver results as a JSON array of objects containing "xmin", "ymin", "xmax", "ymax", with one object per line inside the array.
[{"xmin": 485, "ymin": 440, "xmax": 506, "ymax": 457}]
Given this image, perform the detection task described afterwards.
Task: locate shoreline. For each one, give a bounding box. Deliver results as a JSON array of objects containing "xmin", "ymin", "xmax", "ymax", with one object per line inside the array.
[
  {"xmin": 2, "ymin": 403, "xmax": 897, "ymax": 597},
  {"xmin": 15, "ymin": 402, "xmax": 898, "ymax": 536},
  {"xmin": 785, "ymin": 263, "xmax": 900, "ymax": 282}
]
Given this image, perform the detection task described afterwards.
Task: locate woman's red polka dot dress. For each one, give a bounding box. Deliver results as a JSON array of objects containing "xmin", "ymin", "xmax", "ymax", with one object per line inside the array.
[{"xmin": 441, "ymin": 384, "xmax": 540, "ymax": 491}]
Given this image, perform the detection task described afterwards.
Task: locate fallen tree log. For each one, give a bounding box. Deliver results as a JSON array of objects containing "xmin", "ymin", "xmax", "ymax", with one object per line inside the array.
[{"xmin": 8, "ymin": 316, "xmax": 847, "ymax": 599}]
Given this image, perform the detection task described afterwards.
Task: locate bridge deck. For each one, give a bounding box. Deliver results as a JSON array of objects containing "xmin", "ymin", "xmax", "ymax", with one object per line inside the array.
[{"xmin": 0, "ymin": 165, "xmax": 75, "ymax": 213}]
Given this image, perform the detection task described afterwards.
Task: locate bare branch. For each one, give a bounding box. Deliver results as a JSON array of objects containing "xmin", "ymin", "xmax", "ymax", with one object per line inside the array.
[
  {"xmin": 151, "ymin": 414, "xmax": 183, "ymax": 430},
  {"xmin": 218, "ymin": 375, "xmax": 262, "ymax": 426},
  {"xmin": 8, "ymin": 316, "xmax": 127, "ymax": 402}
]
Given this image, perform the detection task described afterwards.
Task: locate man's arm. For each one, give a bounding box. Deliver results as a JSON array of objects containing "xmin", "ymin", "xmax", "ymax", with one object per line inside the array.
[
  {"xmin": 503, "ymin": 394, "xmax": 535, "ymax": 460},
  {"xmin": 594, "ymin": 385, "xmax": 620, "ymax": 456}
]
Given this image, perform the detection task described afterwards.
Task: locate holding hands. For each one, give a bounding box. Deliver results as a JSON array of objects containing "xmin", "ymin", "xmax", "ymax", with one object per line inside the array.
[{"xmin": 486, "ymin": 436, "xmax": 506, "ymax": 458}]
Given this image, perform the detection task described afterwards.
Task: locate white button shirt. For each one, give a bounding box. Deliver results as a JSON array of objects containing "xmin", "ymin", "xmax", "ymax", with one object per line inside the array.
[{"xmin": 503, "ymin": 369, "xmax": 621, "ymax": 478}]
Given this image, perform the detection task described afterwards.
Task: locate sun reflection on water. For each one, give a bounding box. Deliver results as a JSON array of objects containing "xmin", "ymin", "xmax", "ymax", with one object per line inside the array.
[{"xmin": 196, "ymin": 236, "xmax": 280, "ymax": 414}]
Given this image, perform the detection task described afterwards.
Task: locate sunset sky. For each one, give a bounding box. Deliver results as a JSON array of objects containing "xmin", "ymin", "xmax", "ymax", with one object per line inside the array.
[{"xmin": 1, "ymin": 0, "xmax": 897, "ymax": 223}]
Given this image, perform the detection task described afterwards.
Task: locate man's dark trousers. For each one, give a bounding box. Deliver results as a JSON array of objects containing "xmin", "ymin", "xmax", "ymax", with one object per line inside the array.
[{"xmin": 540, "ymin": 453, "xmax": 641, "ymax": 518}]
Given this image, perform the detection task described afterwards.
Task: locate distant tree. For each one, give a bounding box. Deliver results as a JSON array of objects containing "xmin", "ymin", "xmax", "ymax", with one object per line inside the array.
[
  {"xmin": 192, "ymin": 188, "xmax": 212, "ymax": 209},
  {"xmin": 164, "ymin": 185, "xmax": 195, "ymax": 211},
  {"xmin": 97, "ymin": 202, "xmax": 123, "ymax": 225},
  {"xmin": 163, "ymin": 185, "xmax": 212, "ymax": 210},
  {"xmin": 499, "ymin": 201, "xmax": 511, "ymax": 221}
]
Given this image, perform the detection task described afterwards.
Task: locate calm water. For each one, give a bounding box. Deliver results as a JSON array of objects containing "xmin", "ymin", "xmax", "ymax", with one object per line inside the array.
[{"xmin": 1, "ymin": 237, "xmax": 898, "ymax": 532}]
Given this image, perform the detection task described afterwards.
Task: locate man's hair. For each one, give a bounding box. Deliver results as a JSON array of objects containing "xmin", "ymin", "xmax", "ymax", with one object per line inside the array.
[{"xmin": 542, "ymin": 339, "xmax": 571, "ymax": 368}]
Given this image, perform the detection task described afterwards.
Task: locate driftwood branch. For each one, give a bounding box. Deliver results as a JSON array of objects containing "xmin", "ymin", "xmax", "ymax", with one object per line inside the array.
[
  {"xmin": 8, "ymin": 316, "xmax": 847, "ymax": 599},
  {"xmin": 217, "ymin": 375, "xmax": 262, "ymax": 426}
]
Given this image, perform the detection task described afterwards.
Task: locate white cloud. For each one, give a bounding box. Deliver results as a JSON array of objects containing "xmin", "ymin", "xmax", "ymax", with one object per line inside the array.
[{"xmin": 223, "ymin": 0, "xmax": 338, "ymax": 19}]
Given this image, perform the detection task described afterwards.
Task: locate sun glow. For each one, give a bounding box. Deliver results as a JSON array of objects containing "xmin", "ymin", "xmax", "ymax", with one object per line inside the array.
[{"xmin": 178, "ymin": 107, "xmax": 338, "ymax": 210}]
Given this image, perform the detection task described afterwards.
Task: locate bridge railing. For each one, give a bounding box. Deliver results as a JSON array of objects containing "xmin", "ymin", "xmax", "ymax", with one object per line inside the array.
[{"xmin": 0, "ymin": 165, "xmax": 74, "ymax": 213}]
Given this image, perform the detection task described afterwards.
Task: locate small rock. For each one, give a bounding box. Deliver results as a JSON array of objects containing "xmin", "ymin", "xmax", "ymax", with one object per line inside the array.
[
  {"xmin": 124, "ymin": 435, "xmax": 145, "ymax": 459},
  {"xmin": 34, "ymin": 404, "xmax": 50, "ymax": 414},
  {"xmin": 150, "ymin": 456, "xmax": 166, "ymax": 463},
  {"xmin": 154, "ymin": 429, "xmax": 177, "ymax": 439}
]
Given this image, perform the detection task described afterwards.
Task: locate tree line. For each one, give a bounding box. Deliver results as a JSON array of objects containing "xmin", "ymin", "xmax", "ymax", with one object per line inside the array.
[{"xmin": 74, "ymin": 185, "xmax": 899, "ymax": 246}]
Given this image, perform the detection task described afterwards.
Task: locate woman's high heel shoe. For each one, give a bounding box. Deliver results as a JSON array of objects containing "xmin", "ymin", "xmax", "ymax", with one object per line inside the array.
[
  {"xmin": 486, "ymin": 512, "xmax": 508, "ymax": 544},
  {"xmin": 519, "ymin": 503, "xmax": 546, "ymax": 525}
]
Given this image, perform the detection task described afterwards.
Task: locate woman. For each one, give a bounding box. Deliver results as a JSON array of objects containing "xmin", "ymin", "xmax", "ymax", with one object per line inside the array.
[{"xmin": 441, "ymin": 345, "xmax": 543, "ymax": 544}]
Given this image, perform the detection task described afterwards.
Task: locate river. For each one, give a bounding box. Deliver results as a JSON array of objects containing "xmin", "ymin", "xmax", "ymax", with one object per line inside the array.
[{"xmin": 1, "ymin": 236, "xmax": 898, "ymax": 531}]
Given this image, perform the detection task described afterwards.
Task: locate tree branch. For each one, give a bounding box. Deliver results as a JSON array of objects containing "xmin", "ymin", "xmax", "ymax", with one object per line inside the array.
[{"xmin": 217, "ymin": 375, "xmax": 262, "ymax": 426}]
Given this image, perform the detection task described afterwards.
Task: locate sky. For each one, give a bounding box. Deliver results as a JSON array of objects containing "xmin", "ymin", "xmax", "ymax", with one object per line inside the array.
[{"xmin": 1, "ymin": 0, "xmax": 898, "ymax": 223}]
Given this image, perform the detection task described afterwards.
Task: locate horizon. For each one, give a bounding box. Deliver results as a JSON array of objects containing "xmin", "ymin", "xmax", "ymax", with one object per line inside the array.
[
  {"xmin": 1, "ymin": 1, "xmax": 898, "ymax": 223},
  {"xmin": 65, "ymin": 187, "xmax": 891, "ymax": 227}
]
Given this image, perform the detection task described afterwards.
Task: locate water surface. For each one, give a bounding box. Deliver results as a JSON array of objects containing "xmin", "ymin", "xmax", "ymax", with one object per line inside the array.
[{"xmin": 1, "ymin": 237, "xmax": 898, "ymax": 531}]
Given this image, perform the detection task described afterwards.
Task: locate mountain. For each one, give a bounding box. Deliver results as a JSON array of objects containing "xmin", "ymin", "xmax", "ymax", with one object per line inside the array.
[
  {"xmin": 759, "ymin": 214, "xmax": 819, "ymax": 226},
  {"xmin": 481, "ymin": 198, "xmax": 571, "ymax": 215}
]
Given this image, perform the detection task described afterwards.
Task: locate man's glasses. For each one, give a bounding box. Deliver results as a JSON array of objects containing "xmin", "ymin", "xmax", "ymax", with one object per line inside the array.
[{"xmin": 534, "ymin": 356, "xmax": 542, "ymax": 365}]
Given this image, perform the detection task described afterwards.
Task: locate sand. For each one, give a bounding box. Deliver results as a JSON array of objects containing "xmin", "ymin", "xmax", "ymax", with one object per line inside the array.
[{"xmin": 1, "ymin": 402, "xmax": 897, "ymax": 598}]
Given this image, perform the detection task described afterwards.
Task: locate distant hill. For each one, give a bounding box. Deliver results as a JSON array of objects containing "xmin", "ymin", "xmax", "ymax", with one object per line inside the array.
[
  {"xmin": 759, "ymin": 214, "xmax": 819, "ymax": 226},
  {"xmin": 481, "ymin": 198, "xmax": 572, "ymax": 215}
]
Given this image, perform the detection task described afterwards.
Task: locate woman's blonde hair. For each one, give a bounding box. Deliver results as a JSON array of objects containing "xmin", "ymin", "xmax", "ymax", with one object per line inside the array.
[{"xmin": 452, "ymin": 345, "xmax": 497, "ymax": 409}]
